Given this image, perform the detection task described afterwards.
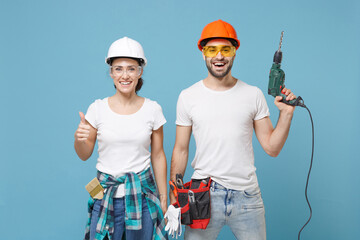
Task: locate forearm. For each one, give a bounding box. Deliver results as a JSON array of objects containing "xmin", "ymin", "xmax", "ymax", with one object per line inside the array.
[
  {"xmin": 74, "ymin": 140, "xmax": 94, "ymax": 161},
  {"xmin": 169, "ymin": 147, "xmax": 189, "ymax": 203},
  {"xmin": 268, "ymin": 110, "xmax": 294, "ymax": 156},
  {"xmin": 151, "ymin": 151, "xmax": 168, "ymax": 202}
]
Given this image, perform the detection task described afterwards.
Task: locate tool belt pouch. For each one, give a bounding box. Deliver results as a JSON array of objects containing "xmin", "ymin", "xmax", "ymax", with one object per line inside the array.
[{"xmin": 172, "ymin": 178, "xmax": 212, "ymax": 229}]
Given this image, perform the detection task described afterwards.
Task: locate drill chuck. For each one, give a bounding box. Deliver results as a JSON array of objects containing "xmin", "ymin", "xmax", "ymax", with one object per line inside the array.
[{"xmin": 273, "ymin": 50, "xmax": 282, "ymax": 64}]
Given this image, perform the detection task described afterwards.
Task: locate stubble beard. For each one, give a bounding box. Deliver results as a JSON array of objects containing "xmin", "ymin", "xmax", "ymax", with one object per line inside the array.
[{"xmin": 205, "ymin": 57, "xmax": 234, "ymax": 79}]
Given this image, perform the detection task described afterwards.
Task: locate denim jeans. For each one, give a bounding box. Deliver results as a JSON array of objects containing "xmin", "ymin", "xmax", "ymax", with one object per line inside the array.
[
  {"xmin": 184, "ymin": 181, "xmax": 266, "ymax": 240},
  {"xmin": 90, "ymin": 195, "xmax": 154, "ymax": 240}
]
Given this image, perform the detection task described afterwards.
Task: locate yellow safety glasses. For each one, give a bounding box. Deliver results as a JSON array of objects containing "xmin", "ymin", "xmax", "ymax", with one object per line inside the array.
[{"xmin": 202, "ymin": 45, "xmax": 236, "ymax": 58}]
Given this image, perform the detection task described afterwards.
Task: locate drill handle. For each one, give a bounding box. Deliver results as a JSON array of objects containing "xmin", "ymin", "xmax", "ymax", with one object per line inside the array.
[{"xmin": 281, "ymin": 95, "xmax": 305, "ymax": 107}]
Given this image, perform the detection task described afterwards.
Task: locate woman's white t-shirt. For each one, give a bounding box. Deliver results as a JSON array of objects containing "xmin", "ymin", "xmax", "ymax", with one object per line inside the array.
[{"xmin": 85, "ymin": 97, "xmax": 166, "ymax": 197}]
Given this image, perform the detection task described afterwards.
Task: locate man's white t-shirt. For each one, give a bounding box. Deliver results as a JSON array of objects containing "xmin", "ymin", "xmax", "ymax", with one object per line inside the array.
[
  {"xmin": 176, "ymin": 80, "xmax": 270, "ymax": 191},
  {"xmin": 85, "ymin": 97, "xmax": 166, "ymax": 197}
]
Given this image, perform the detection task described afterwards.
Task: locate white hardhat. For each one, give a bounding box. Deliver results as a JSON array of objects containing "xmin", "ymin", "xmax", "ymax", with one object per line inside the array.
[{"xmin": 105, "ymin": 37, "xmax": 147, "ymax": 66}]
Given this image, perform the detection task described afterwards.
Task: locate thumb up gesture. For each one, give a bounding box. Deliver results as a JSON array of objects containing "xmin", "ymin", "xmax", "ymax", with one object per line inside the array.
[{"xmin": 75, "ymin": 112, "xmax": 91, "ymax": 142}]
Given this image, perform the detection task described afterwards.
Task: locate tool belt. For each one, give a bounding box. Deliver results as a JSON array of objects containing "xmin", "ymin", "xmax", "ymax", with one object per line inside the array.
[{"xmin": 170, "ymin": 176, "xmax": 212, "ymax": 229}]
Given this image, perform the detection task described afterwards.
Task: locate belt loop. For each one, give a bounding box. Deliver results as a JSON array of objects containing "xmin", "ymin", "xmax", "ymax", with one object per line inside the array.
[{"xmin": 210, "ymin": 181, "xmax": 215, "ymax": 191}]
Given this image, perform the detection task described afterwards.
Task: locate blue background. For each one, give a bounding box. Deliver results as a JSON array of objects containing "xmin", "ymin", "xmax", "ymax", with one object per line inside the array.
[{"xmin": 1, "ymin": 0, "xmax": 359, "ymax": 239}]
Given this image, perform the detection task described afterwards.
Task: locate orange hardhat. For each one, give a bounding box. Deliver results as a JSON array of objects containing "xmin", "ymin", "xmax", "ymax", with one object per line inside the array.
[{"xmin": 198, "ymin": 19, "xmax": 240, "ymax": 51}]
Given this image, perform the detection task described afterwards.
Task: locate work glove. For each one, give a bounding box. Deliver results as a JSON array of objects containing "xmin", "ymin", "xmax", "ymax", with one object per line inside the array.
[{"xmin": 164, "ymin": 205, "xmax": 182, "ymax": 239}]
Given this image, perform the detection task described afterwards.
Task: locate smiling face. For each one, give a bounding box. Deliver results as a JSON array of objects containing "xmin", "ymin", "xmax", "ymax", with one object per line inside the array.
[
  {"xmin": 203, "ymin": 39, "xmax": 236, "ymax": 79},
  {"xmin": 110, "ymin": 58, "xmax": 143, "ymax": 95}
]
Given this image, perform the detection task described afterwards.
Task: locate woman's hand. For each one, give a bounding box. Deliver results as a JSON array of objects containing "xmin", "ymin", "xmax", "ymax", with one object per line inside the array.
[
  {"xmin": 75, "ymin": 112, "xmax": 91, "ymax": 142},
  {"xmin": 74, "ymin": 112, "xmax": 97, "ymax": 161}
]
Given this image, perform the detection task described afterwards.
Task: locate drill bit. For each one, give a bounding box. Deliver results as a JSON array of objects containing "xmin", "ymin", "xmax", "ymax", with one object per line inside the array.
[{"xmin": 278, "ymin": 31, "xmax": 284, "ymax": 51}]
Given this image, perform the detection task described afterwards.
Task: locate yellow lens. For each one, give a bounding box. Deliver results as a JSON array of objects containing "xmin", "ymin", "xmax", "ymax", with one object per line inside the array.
[
  {"xmin": 220, "ymin": 46, "xmax": 235, "ymax": 57},
  {"xmin": 203, "ymin": 45, "xmax": 236, "ymax": 57},
  {"xmin": 203, "ymin": 46, "xmax": 219, "ymax": 57}
]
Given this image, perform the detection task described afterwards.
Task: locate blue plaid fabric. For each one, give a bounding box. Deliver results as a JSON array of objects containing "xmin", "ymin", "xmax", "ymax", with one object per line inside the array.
[{"xmin": 84, "ymin": 167, "xmax": 168, "ymax": 240}]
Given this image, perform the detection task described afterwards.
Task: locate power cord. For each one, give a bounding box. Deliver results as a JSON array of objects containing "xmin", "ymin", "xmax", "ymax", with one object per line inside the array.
[{"xmin": 296, "ymin": 102, "xmax": 315, "ymax": 240}]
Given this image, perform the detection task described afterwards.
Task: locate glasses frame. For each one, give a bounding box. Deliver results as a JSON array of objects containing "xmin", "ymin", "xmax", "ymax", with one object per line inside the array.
[
  {"xmin": 110, "ymin": 65, "xmax": 142, "ymax": 77},
  {"xmin": 202, "ymin": 45, "xmax": 236, "ymax": 58}
]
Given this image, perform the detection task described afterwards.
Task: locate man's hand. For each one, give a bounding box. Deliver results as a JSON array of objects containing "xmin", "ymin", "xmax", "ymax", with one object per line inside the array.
[
  {"xmin": 274, "ymin": 87, "xmax": 296, "ymax": 114},
  {"xmin": 169, "ymin": 191, "xmax": 177, "ymax": 205}
]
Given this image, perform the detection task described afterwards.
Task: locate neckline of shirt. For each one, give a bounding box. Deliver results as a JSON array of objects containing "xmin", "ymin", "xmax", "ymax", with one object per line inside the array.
[
  {"xmin": 105, "ymin": 97, "xmax": 147, "ymax": 117},
  {"xmin": 200, "ymin": 79, "xmax": 240, "ymax": 94}
]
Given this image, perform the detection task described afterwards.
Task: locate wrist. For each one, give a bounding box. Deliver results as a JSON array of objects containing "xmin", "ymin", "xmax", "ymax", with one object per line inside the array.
[
  {"xmin": 279, "ymin": 108, "xmax": 294, "ymax": 117},
  {"xmin": 169, "ymin": 194, "xmax": 176, "ymax": 204},
  {"xmin": 159, "ymin": 194, "xmax": 167, "ymax": 200},
  {"xmin": 75, "ymin": 138, "xmax": 87, "ymax": 144}
]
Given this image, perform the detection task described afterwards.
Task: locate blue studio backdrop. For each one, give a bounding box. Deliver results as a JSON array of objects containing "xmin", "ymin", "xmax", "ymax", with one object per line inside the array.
[{"xmin": 1, "ymin": 0, "xmax": 359, "ymax": 239}]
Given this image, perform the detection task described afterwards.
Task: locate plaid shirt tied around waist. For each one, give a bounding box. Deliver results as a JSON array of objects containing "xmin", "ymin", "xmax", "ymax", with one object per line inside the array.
[{"xmin": 84, "ymin": 167, "xmax": 168, "ymax": 240}]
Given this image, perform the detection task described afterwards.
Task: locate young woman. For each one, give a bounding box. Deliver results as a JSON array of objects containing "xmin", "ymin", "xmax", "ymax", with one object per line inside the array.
[{"xmin": 74, "ymin": 37, "xmax": 168, "ymax": 240}]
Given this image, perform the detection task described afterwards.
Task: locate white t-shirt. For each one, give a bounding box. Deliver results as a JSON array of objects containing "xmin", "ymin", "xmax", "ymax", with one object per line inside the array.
[
  {"xmin": 176, "ymin": 80, "xmax": 270, "ymax": 191},
  {"xmin": 85, "ymin": 97, "xmax": 166, "ymax": 197}
]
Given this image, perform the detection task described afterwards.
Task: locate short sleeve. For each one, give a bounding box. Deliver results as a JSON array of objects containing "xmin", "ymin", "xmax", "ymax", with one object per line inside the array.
[
  {"xmin": 153, "ymin": 102, "xmax": 167, "ymax": 130},
  {"xmin": 85, "ymin": 101, "xmax": 98, "ymax": 129},
  {"xmin": 254, "ymin": 88, "xmax": 270, "ymax": 121},
  {"xmin": 175, "ymin": 91, "xmax": 192, "ymax": 126}
]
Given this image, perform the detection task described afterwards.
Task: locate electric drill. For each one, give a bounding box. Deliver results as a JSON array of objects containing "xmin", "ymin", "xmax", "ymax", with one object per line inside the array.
[
  {"xmin": 268, "ymin": 31, "xmax": 304, "ymax": 107},
  {"xmin": 268, "ymin": 32, "xmax": 314, "ymax": 240}
]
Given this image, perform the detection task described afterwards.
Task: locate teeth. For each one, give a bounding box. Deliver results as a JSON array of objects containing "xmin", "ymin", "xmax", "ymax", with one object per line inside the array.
[
  {"xmin": 120, "ymin": 81, "xmax": 131, "ymax": 85},
  {"xmin": 214, "ymin": 63, "xmax": 225, "ymax": 66}
]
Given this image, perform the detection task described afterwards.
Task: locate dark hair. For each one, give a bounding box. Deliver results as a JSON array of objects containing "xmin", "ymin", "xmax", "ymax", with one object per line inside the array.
[
  {"xmin": 200, "ymin": 38, "xmax": 238, "ymax": 49},
  {"xmin": 109, "ymin": 57, "xmax": 144, "ymax": 93}
]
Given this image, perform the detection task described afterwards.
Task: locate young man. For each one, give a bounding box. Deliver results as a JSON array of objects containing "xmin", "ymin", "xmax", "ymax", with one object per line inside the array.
[{"xmin": 170, "ymin": 20, "xmax": 296, "ymax": 240}]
